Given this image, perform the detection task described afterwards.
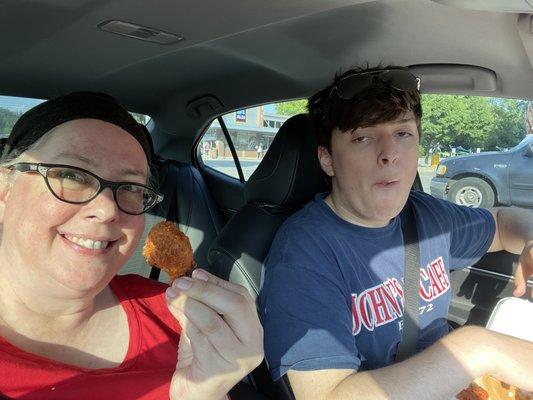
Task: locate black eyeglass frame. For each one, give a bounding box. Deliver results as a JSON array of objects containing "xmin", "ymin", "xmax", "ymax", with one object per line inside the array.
[
  {"xmin": 330, "ymin": 69, "xmax": 421, "ymax": 100},
  {"xmin": 9, "ymin": 162, "xmax": 164, "ymax": 215}
]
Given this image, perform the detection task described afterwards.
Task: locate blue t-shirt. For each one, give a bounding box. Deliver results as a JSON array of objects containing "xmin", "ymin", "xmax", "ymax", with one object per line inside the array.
[{"xmin": 258, "ymin": 190, "xmax": 495, "ymax": 381}]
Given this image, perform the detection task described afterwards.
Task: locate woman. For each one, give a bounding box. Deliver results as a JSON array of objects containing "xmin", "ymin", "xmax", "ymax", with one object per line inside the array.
[{"xmin": 0, "ymin": 92, "xmax": 263, "ymax": 399}]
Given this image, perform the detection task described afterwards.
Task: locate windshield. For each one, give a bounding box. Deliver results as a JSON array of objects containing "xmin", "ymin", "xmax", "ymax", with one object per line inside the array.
[{"xmin": 509, "ymin": 134, "xmax": 533, "ymax": 151}]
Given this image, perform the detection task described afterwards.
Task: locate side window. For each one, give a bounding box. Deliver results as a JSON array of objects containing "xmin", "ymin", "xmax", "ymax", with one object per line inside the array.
[
  {"xmin": 130, "ymin": 112, "xmax": 151, "ymax": 125},
  {"xmin": 419, "ymin": 94, "xmax": 532, "ymax": 213},
  {"xmin": 197, "ymin": 100, "xmax": 306, "ymax": 181},
  {"xmin": 0, "ymin": 96, "xmax": 151, "ymax": 140},
  {"xmin": 0, "ymin": 95, "xmax": 44, "ymax": 138},
  {"xmin": 198, "ymin": 119, "xmax": 240, "ymax": 179}
]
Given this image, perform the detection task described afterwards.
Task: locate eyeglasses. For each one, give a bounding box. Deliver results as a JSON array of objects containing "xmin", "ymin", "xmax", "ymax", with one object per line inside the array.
[
  {"xmin": 331, "ymin": 69, "xmax": 420, "ymax": 100},
  {"xmin": 9, "ymin": 163, "xmax": 163, "ymax": 215}
]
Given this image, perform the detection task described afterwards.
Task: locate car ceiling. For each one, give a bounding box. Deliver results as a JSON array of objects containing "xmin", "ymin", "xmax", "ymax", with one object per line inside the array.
[{"xmin": 1, "ymin": 0, "xmax": 532, "ymax": 143}]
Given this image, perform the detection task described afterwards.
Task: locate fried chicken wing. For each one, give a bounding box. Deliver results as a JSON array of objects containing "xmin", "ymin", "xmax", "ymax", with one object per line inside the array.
[
  {"xmin": 457, "ymin": 384, "xmax": 489, "ymax": 400},
  {"xmin": 457, "ymin": 375, "xmax": 532, "ymax": 400},
  {"xmin": 142, "ymin": 221, "xmax": 195, "ymax": 282}
]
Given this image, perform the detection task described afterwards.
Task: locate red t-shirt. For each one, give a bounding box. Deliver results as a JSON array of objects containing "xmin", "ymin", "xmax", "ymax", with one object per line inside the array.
[{"xmin": 0, "ymin": 274, "xmax": 181, "ymax": 399}]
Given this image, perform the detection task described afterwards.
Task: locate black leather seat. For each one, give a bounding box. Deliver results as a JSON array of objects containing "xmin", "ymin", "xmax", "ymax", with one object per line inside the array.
[
  {"xmin": 208, "ymin": 113, "xmax": 328, "ymax": 399},
  {"xmin": 121, "ymin": 158, "xmax": 224, "ymax": 281},
  {"xmin": 121, "ymin": 128, "xmax": 268, "ymax": 399}
]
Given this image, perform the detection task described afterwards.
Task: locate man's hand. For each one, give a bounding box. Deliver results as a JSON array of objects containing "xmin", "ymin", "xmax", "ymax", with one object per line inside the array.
[
  {"xmin": 513, "ymin": 240, "xmax": 533, "ymax": 298},
  {"xmin": 166, "ymin": 269, "xmax": 264, "ymax": 400}
]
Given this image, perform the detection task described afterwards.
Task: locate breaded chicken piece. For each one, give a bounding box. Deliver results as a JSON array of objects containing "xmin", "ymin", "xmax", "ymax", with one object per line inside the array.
[
  {"xmin": 457, "ymin": 384, "xmax": 489, "ymax": 400},
  {"xmin": 457, "ymin": 375, "xmax": 532, "ymax": 400},
  {"xmin": 143, "ymin": 221, "xmax": 195, "ymax": 282},
  {"xmin": 473, "ymin": 375, "xmax": 532, "ymax": 400}
]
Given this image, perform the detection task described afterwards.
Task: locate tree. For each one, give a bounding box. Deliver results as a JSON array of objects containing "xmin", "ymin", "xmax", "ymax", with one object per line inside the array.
[
  {"xmin": 0, "ymin": 108, "xmax": 20, "ymax": 137},
  {"xmin": 421, "ymin": 95, "xmax": 496, "ymax": 151},
  {"xmin": 275, "ymin": 100, "xmax": 307, "ymax": 116},
  {"xmin": 485, "ymin": 99, "xmax": 528, "ymax": 150}
]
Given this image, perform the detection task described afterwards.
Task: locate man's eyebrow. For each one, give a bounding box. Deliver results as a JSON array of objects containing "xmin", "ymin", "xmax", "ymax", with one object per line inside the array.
[
  {"xmin": 51, "ymin": 152, "xmax": 147, "ymax": 178},
  {"xmin": 397, "ymin": 117, "xmax": 417, "ymax": 123}
]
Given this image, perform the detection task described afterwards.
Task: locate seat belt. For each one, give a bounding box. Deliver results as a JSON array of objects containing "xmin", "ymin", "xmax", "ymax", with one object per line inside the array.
[
  {"xmin": 396, "ymin": 202, "xmax": 420, "ymax": 362},
  {"xmin": 148, "ymin": 160, "xmax": 180, "ymax": 281}
]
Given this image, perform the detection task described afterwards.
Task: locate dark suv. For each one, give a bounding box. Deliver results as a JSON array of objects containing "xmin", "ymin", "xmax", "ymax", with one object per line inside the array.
[{"xmin": 430, "ymin": 135, "xmax": 533, "ymax": 208}]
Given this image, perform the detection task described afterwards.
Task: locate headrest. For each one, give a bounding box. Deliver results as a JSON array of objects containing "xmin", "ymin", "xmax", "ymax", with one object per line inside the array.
[{"xmin": 244, "ymin": 113, "xmax": 328, "ymax": 206}]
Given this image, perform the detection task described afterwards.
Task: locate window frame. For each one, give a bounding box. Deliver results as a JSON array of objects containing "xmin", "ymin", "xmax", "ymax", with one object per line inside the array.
[
  {"xmin": 194, "ymin": 99, "xmax": 306, "ymax": 182},
  {"xmin": 195, "ymin": 116, "xmax": 245, "ymax": 183}
]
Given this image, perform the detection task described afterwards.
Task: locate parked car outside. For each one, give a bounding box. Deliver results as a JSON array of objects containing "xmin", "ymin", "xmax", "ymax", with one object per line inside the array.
[{"xmin": 430, "ymin": 134, "xmax": 533, "ymax": 208}]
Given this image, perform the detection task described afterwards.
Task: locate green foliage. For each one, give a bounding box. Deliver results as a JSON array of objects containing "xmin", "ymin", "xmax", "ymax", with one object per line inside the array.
[
  {"xmin": 485, "ymin": 99, "xmax": 528, "ymax": 150},
  {"xmin": 0, "ymin": 108, "xmax": 20, "ymax": 137},
  {"xmin": 421, "ymin": 95, "xmax": 528, "ymax": 151},
  {"xmin": 418, "ymin": 145, "xmax": 426, "ymax": 156},
  {"xmin": 275, "ymin": 100, "xmax": 308, "ymax": 116}
]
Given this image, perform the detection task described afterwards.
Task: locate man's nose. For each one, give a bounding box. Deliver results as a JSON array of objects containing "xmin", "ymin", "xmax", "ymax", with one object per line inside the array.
[{"xmin": 378, "ymin": 137, "xmax": 400, "ymax": 166}]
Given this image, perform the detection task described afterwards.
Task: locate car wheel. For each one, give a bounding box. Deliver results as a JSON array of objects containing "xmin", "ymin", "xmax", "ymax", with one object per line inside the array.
[{"xmin": 449, "ymin": 177, "xmax": 495, "ymax": 208}]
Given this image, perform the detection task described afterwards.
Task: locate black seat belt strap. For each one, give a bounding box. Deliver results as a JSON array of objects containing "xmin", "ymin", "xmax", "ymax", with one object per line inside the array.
[{"xmin": 396, "ymin": 201, "xmax": 420, "ymax": 361}]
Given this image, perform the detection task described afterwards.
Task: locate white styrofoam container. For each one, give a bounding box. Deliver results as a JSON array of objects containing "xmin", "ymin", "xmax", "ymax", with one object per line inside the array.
[{"xmin": 486, "ymin": 297, "xmax": 533, "ymax": 343}]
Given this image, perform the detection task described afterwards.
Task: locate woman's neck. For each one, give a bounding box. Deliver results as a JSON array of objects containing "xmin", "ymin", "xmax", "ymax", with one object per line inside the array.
[
  {"xmin": 0, "ymin": 262, "xmax": 99, "ymax": 338},
  {"xmin": 0, "ymin": 266, "xmax": 128, "ymax": 369}
]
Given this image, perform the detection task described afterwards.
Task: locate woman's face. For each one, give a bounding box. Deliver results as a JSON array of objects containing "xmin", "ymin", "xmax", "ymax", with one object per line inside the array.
[{"xmin": 0, "ymin": 119, "xmax": 148, "ymax": 295}]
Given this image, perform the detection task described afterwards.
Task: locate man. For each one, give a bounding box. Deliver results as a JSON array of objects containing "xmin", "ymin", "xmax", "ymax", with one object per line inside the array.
[{"xmin": 259, "ymin": 66, "xmax": 533, "ymax": 399}]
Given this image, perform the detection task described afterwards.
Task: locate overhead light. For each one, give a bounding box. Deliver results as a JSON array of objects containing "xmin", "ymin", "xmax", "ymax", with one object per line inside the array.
[{"xmin": 98, "ymin": 20, "xmax": 184, "ymax": 45}]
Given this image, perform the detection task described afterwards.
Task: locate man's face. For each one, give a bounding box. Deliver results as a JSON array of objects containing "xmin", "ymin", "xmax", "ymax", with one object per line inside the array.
[{"xmin": 318, "ymin": 111, "xmax": 420, "ymax": 227}]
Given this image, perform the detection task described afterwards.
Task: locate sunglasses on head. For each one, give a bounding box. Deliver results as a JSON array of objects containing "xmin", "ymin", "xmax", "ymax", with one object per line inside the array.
[{"xmin": 330, "ymin": 69, "xmax": 420, "ymax": 100}]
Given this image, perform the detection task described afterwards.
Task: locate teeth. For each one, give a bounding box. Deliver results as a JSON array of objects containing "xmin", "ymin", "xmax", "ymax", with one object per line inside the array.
[{"xmin": 64, "ymin": 235, "xmax": 109, "ymax": 250}]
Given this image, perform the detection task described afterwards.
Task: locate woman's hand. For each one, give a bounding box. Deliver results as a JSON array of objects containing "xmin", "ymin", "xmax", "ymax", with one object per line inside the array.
[{"xmin": 166, "ymin": 269, "xmax": 264, "ymax": 400}]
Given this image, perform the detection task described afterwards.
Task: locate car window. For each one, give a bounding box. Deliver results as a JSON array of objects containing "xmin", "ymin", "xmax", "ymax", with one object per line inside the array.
[
  {"xmin": 130, "ymin": 112, "xmax": 151, "ymax": 125},
  {"xmin": 0, "ymin": 95, "xmax": 151, "ymax": 141},
  {"xmin": 419, "ymin": 94, "xmax": 532, "ymax": 213},
  {"xmin": 197, "ymin": 100, "xmax": 306, "ymax": 181},
  {"xmin": 198, "ymin": 122, "xmax": 240, "ymax": 179},
  {"xmin": 0, "ymin": 95, "xmax": 45, "ymax": 138}
]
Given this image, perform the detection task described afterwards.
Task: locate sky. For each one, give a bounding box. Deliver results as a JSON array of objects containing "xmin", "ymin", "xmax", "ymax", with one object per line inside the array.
[{"xmin": 0, "ymin": 95, "xmax": 44, "ymax": 113}]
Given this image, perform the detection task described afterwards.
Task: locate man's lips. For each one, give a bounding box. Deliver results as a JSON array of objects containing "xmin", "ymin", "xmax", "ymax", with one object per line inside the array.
[{"xmin": 375, "ymin": 179, "xmax": 399, "ymax": 187}]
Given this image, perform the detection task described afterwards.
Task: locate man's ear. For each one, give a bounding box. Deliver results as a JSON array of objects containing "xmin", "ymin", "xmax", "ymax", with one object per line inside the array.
[
  {"xmin": 317, "ymin": 146, "xmax": 334, "ymax": 177},
  {"xmin": 0, "ymin": 169, "xmax": 12, "ymax": 224}
]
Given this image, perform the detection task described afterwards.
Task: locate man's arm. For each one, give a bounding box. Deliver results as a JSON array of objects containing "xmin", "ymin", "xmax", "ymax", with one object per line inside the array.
[
  {"xmin": 487, "ymin": 207, "xmax": 533, "ymax": 253},
  {"xmin": 288, "ymin": 325, "xmax": 533, "ymax": 400},
  {"xmin": 487, "ymin": 207, "xmax": 533, "ymax": 296}
]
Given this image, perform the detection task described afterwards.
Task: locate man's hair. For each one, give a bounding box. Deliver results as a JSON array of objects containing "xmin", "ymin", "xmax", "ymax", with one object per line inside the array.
[{"xmin": 307, "ymin": 65, "xmax": 422, "ymax": 150}]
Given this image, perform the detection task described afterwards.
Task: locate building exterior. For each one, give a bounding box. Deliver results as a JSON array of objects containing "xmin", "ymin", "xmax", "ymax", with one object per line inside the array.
[{"xmin": 202, "ymin": 105, "xmax": 290, "ymax": 159}]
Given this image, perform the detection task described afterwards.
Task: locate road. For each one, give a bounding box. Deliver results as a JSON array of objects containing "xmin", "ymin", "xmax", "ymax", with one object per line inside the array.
[{"xmin": 204, "ymin": 157, "xmax": 437, "ymax": 191}]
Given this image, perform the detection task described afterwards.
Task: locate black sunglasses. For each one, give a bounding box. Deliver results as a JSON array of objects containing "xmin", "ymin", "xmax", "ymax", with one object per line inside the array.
[
  {"xmin": 331, "ymin": 69, "xmax": 420, "ymax": 100},
  {"xmin": 9, "ymin": 162, "xmax": 163, "ymax": 215}
]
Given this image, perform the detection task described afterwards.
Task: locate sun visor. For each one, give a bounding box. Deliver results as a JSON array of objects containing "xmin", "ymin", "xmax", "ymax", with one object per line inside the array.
[
  {"xmin": 408, "ymin": 64, "xmax": 498, "ymax": 94},
  {"xmin": 517, "ymin": 14, "xmax": 533, "ymax": 69}
]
